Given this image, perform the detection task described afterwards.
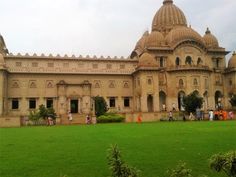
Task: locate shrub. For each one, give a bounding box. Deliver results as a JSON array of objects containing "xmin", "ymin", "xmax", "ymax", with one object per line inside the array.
[
  {"xmin": 97, "ymin": 113, "xmax": 125, "ymax": 123},
  {"xmin": 94, "ymin": 96, "xmax": 108, "ymax": 117},
  {"xmin": 209, "ymin": 151, "xmax": 236, "ymax": 177},
  {"xmin": 166, "ymin": 162, "xmax": 193, "ymax": 177},
  {"xmin": 107, "ymin": 144, "xmax": 140, "ymax": 177}
]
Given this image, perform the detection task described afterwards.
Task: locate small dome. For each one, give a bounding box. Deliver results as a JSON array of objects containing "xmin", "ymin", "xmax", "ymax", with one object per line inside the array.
[
  {"xmin": 135, "ymin": 31, "xmax": 149, "ymax": 50},
  {"xmin": 152, "ymin": 0, "xmax": 187, "ymax": 33},
  {"xmin": 203, "ymin": 28, "xmax": 219, "ymax": 48},
  {"xmin": 228, "ymin": 51, "xmax": 236, "ymax": 68},
  {"xmin": 146, "ymin": 31, "xmax": 165, "ymax": 48},
  {"xmin": 138, "ymin": 53, "xmax": 158, "ymax": 67},
  {"xmin": 165, "ymin": 26, "xmax": 205, "ymax": 48}
]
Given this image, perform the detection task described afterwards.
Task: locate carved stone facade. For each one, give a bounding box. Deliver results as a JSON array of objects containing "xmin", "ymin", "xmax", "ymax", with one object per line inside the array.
[{"xmin": 0, "ymin": 0, "xmax": 236, "ymax": 121}]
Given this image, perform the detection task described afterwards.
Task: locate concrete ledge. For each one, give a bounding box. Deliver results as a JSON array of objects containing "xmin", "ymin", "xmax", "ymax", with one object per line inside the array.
[{"xmin": 0, "ymin": 117, "xmax": 21, "ymax": 127}]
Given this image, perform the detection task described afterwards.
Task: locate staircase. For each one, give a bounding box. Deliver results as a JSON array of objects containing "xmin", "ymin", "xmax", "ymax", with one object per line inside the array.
[{"xmin": 60, "ymin": 114, "xmax": 86, "ymax": 125}]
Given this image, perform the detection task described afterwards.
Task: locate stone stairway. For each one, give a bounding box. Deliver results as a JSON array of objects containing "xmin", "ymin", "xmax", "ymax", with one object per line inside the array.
[{"xmin": 60, "ymin": 114, "xmax": 86, "ymax": 125}]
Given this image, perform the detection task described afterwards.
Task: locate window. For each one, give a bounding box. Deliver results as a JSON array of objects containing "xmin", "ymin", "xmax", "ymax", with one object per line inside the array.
[
  {"xmin": 185, "ymin": 56, "xmax": 192, "ymax": 65},
  {"xmin": 93, "ymin": 64, "xmax": 98, "ymax": 69},
  {"xmin": 120, "ymin": 64, "xmax": 125, "ymax": 69},
  {"xmin": 124, "ymin": 98, "xmax": 130, "ymax": 107},
  {"xmin": 16, "ymin": 62, "xmax": 22, "ymax": 67},
  {"xmin": 148, "ymin": 79, "xmax": 152, "ymax": 85},
  {"xmin": 109, "ymin": 97, "xmax": 116, "ymax": 108},
  {"xmin": 197, "ymin": 58, "xmax": 202, "ymax": 65},
  {"xmin": 229, "ymin": 80, "xmax": 233, "ymax": 86},
  {"xmin": 160, "ymin": 57, "xmax": 164, "ymax": 67},
  {"xmin": 12, "ymin": 99, "xmax": 19, "ymax": 110},
  {"xmin": 32, "ymin": 62, "xmax": 38, "ymax": 67},
  {"xmin": 29, "ymin": 99, "xmax": 36, "ymax": 109},
  {"xmin": 46, "ymin": 99, "xmax": 53, "ymax": 108},
  {"xmin": 194, "ymin": 78, "xmax": 198, "ymax": 86},
  {"xmin": 124, "ymin": 82, "xmax": 129, "ymax": 88},
  {"xmin": 48, "ymin": 63, "xmax": 54, "ymax": 67},
  {"xmin": 179, "ymin": 79, "xmax": 184, "ymax": 88},
  {"xmin": 176, "ymin": 57, "xmax": 180, "ymax": 66},
  {"xmin": 107, "ymin": 64, "xmax": 112, "ymax": 69},
  {"xmin": 216, "ymin": 59, "xmax": 220, "ymax": 68}
]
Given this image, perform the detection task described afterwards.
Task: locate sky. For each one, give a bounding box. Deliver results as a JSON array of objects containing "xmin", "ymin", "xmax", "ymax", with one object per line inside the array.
[{"xmin": 0, "ymin": 0, "xmax": 236, "ymax": 59}]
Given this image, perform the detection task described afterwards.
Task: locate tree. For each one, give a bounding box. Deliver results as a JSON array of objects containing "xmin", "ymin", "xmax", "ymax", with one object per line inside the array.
[
  {"xmin": 229, "ymin": 94, "xmax": 236, "ymax": 107},
  {"xmin": 38, "ymin": 104, "xmax": 48, "ymax": 120},
  {"xmin": 209, "ymin": 151, "xmax": 236, "ymax": 177},
  {"xmin": 107, "ymin": 144, "xmax": 139, "ymax": 177},
  {"xmin": 28, "ymin": 110, "xmax": 41, "ymax": 125},
  {"xmin": 94, "ymin": 96, "xmax": 108, "ymax": 117},
  {"xmin": 183, "ymin": 92, "xmax": 203, "ymax": 114}
]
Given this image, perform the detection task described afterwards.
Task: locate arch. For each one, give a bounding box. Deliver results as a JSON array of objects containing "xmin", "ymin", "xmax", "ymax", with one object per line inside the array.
[
  {"xmin": 160, "ymin": 57, "xmax": 164, "ymax": 67},
  {"xmin": 176, "ymin": 57, "xmax": 180, "ymax": 66},
  {"xmin": 147, "ymin": 95, "xmax": 154, "ymax": 112},
  {"xmin": 193, "ymin": 78, "xmax": 198, "ymax": 86},
  {"xmin": 185, "ymin": 56, "xmax": 192, "ymax": 65},
  {"xmin": 178, "ymin": 91, "xmax": 185, "ymax": 111},
  {"xmin": 215, "ymin": 91, "xmax": 223, "ymax": 109},
  {"xmin": 193, "ymin": 90, "xmax": 200, "ymax": 96},
  {"xmin": 197, "ymin": 57, "xmax": 202, "ymax": 65},
  {"xmin": 179, "ymin": 79, "xmax": 184, "ymax": 88},
  {"xmin": 159, "ymin": 91, "xmax": 167, "ymax": 111}
]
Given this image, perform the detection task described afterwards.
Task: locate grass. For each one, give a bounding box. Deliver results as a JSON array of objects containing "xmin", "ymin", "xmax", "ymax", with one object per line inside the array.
[{"xmin": 0, "ymin": 121, "xmax": 236, "ymax": 177}]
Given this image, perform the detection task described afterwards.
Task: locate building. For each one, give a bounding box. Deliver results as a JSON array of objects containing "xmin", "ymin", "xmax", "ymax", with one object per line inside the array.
[{"xmin": 0, "ymin": 0, "xmax": 236, "ymax": 124}]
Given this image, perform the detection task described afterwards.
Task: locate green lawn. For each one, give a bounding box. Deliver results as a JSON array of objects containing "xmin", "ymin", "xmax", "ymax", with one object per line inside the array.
[{"xmin": 0, "ymin": 121, "xmax": 236, "ymax": 177}]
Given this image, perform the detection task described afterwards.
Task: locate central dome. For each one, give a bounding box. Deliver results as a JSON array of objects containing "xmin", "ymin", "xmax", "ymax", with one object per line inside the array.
[{"xmin": 152, "ymin": 0, "xmax": 187, "ymax": 33}]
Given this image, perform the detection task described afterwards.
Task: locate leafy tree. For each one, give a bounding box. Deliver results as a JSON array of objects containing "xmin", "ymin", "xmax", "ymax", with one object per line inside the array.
[
  {"xmin": 229, "ymin": 94, "xmax": 236, "ymax": 107},
  {"xmin": 94, "ymin": 96, "xmax": 108, "ymax": 117},
  {"xmin": 107, "ymin": 144, "xmax": 139, "ymax": 177},
  {"xmin": 166, "ymin": 162, "xmax": 193, "ymax": 177},
  {"xmin": 183, "ymin": 92, "xmax": 203, "ymax": 114},
  {"xmin": 28, "ymin": 110, "xmax": 41, "ymax": 125},
  {"xmin": 209, "ymin": 151, "xmax": 236, "ymax": 177},
  {"xmin": 39, "ymin": 104, "xmax": 48, "ymax": 120}
]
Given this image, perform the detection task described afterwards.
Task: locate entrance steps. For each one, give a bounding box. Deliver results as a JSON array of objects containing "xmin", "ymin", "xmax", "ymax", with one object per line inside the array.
[{"xmin": 60, "ymin": 114, "xmax": 86, "ymax": 125}]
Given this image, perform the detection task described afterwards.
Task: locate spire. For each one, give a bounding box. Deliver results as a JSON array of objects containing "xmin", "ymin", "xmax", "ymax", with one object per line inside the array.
[
  {"xmin": 163, "ymin": 0, "xmax": 173, "ymax": 4},
  {"xmin": 205, "ymin": 27, "xmax": 211, "ymax": 34}
]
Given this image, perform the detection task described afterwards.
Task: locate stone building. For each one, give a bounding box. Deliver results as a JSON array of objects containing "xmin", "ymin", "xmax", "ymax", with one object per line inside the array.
[{"xmin": 0, "ymin": 0, "xmax": 235, "ymax": 123}]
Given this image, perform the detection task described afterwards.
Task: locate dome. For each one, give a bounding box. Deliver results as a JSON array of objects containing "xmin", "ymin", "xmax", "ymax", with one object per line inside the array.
[
  {"xmin": 135, "ymin": 31, "xmax": 149, "ymax": 50},
  {"xmin": 152, "ymin": 0, "xmax": 187, "ymax": 33},
  {"xmin": 146, "ymin": 31, "xmax": 165, "ymax": 48},
  {"xmin": 138, "ymin": 53, "xmax": 158, "ymax": 67},
  {"xmin": 165, "ymin": 26, "xmax": 205, "ymax": 48},
  {"xmin": 203, "ymin": 28, "xmax": 219, "ymax": 48},
  {"xmin": 228, "ymin": 51, "xmax": 236, "ymax": 68}
]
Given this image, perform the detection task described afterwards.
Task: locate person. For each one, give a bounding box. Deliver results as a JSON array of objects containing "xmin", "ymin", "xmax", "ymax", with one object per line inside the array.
[
  {"xmin": 169, "ymin": 111, "xmax": 174, "ymax": 121},
  {"xmin": 68, "ymin": 111, "xmax": 73, "ymax": 123},
  {"xmin": 209, "ymin": 110, "xmax": 214, "ymax": 121},
  {"xmin": 86, "ymin": 114, "xmax": 91, "ymax": 124},
  {"xmin": 229, "ymin": 111, "xmax": 234, "ymax": 120},
  {"xmin": 137, "ymin": 113, "xmax": 142, "ymax": 123},
  {"xmin": 196, "ymin": 108, "xmax": 201, "ymax": 121},
  {"xmin": 189, "ymin": 112, "xmax": 194, "ymax": 121}
]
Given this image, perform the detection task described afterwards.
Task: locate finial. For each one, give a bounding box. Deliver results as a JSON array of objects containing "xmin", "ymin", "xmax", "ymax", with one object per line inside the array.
[
  {"xmin": 205, "ymin": 27, "xmax": 211, "ymax": 34},
  {"xmin": 163, "ymin": 0, "xmax": 173, "ymax": 5}
]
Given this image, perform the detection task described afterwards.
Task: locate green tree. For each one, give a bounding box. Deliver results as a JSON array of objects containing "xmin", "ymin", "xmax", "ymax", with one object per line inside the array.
[
  {"xmin": 229, "ymin": 94, "xmax": 236, "ymax": 107},
  {"xmin": 183, "ymin": 92, "xmax": 203, "ymax": 114},
  {"xmin": 28, "ymin": 110, "xmax": 41, "ymax": 125},
  {"xmin": 209, "ymin": 151, "xmax": 236, "ymax": 177},
  {"xmin": 38, "ymin": 104, "xmax": 48, "ymax": 120},
  {"xmin": 107, "ymin": 144, "xmax": 139, "ymax": 177},
  {"xmin": 94, "ymin": 96, "xmax": 108, "ymax": 117}
]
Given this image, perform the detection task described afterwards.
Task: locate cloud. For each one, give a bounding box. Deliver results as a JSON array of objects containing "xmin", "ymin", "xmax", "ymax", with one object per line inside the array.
[{"xmin": 0, "ymin": 0, "xmax": 235, "ymax": 58}]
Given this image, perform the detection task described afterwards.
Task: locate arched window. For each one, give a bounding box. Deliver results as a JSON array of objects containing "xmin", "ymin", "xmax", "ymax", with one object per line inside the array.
[
  {"xmin": 179, "ymin": 79, "xmax": 184, "ymax": 88},
  {"xmin": 185, "ymin": 56, "xmax": 192, "ymax": 65},
  {"xmin": 216, "ymin": 59, "xmax": 220, "ymax": 68},
  {"xmin": 197, "ymin": 58, "xmax": 202, "ymax": 65},
  {"xmin": 176, "ymin": 57, "xmax": 180, "ymax": 66},
  {"xmin": 148, "ymin": 79, "xmax": 152, "ymax": 85},
  {"xmin": 194, "ymin": 78, "xmax": 198, "ymax": 86}
]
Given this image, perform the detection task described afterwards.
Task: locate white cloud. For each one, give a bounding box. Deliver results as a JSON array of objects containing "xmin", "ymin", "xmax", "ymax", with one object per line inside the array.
[{"xmin": 0, "ymin": 0, "xmax": 235, "ymax": 58}]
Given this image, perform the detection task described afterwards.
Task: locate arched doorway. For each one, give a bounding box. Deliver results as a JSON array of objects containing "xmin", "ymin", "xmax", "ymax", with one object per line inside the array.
[
  {"xmin": 159, "ymin": 91, "xmax": 166, "ymax": 111},
  {"xmin": 215, "ymin": 91, "xmax": 222, "ymax": 109},
  {"xmin": 147, "ymin": 95, "xmax": 154, "ymax": 112},
  {"xmin": 178, "ymin": 91, "xmax": 185, "ymax": 111}
]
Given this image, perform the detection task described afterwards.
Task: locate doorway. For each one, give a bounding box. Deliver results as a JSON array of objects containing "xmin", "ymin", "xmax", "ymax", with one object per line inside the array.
[{"xmin": 71, "ymin": 100, "xmax": 79, "ymax": 113}]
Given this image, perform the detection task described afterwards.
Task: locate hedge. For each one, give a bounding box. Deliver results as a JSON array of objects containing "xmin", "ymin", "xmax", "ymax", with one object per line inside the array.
[{"xmin": 97, "ymin": 113, "xmax": 125, "ymax": 123}]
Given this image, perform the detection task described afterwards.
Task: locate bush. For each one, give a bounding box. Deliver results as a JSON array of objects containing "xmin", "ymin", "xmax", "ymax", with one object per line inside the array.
[
  {"xmin": 97, "ymin": 113, "xmax": 125, "ymax": 123},
  {"xmin": 209, "ymin": 151, "xmax": 236, "ymax": 177},
  {"xmin": 166, "ymin": 162, "xmax": 193, "ymax": 177},
  {"xmin": 107, "ymin": 144, "xmax": 140, "ymax": 177}
]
